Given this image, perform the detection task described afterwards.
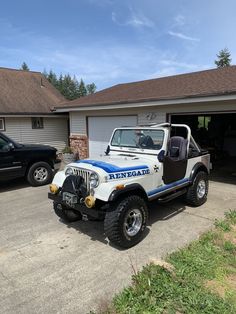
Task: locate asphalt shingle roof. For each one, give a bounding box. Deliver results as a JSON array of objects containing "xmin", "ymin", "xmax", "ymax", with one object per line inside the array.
[
  {"xmin": 58, "ymin": 66, "xmax": 236, "ymax": 109},
  {"xmin": 0, "ymin": 68, "xmax": 65, "ymax": 114}
]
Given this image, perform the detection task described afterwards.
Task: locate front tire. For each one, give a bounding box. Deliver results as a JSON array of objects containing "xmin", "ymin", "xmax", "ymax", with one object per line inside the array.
[
  {"xmin": 104, "ymin": 195, "xmax": 148, "ymax": 248},
  {"xmin": 185, "ymin": 171, "xmax": 209, "ymax": 206},
  {"xmin": 53, "ymin": 202, "xmax": 82, "ymax": 222},
  {"xmin": 27, "ymin": 161, "xmax": 53, "ymax": 186}
]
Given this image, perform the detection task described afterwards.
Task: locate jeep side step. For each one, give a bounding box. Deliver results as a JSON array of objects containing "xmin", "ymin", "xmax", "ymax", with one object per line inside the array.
[{"xmin": 158, "ymin": 188, "xmax": 187, "ymax": 203}]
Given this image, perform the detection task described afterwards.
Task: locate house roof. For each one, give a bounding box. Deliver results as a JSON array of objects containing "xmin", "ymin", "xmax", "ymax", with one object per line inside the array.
[
  {"xmin": 57, "ymin": 66, "xmax": 236, "ymax": 109},
  {"xmin": 0, "ymin": 67, "xmax": 65, "ymax": 114}
]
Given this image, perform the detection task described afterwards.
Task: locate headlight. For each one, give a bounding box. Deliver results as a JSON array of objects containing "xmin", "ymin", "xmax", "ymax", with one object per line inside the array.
[
  {"xmin": 65, "ymin": 167, "xmax": 73, "ymax": 176},
  {"xmin": 89, "ymin": 172, "xmax": 99, "ymax": 188}
]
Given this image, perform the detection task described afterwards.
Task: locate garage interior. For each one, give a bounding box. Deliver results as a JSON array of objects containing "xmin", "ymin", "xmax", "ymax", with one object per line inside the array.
[{"xmin": 170, "ymin": 112, "xmax": 236, "ymax": 183}]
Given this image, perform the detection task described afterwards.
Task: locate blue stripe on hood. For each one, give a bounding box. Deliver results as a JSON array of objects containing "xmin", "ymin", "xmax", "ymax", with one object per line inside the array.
[{"xmin": 76, "ymin": 160, "xmax": 149, "ymax": 173}]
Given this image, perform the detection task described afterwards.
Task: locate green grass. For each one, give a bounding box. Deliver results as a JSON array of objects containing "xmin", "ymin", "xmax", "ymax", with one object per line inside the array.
[{"xmin": 96, "ymin": 210, "xmax": 236, "ymax": 314}]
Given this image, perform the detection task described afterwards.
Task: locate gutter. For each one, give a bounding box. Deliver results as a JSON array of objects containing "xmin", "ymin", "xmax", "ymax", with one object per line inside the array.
[{"xmin": 53, "ymin": 94, "xmax": 236, "ymax": 113}]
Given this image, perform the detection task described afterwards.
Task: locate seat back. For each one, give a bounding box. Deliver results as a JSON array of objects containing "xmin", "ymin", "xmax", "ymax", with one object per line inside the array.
[
  {"xmin": 167, "ymin": 136, "xmax": 187, "ymax": 161},
  {"xmin": 139, "ymin": 135, "xmax": 154, "ymax": 149}
]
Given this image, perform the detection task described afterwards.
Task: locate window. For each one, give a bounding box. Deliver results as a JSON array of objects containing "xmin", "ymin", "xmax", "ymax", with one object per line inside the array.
[
  {"xmin": 0, "ymin": 136, "xmax": 8, "ymax": 150},
  {"xmin": 0, "ymin": 118, "xmax": 5, "ymax": 131},
  {"xmin": 32, "ymin": 117, "xmax": 44, "ymax": 129},
  {"xmin": 111, "ymin": 128, "xmax": 164, "ymax": 150}
]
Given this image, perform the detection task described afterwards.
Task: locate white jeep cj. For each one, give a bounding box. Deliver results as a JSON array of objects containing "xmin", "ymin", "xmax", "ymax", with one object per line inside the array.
[{"xmin": 48, "ymin": 123, "xmax": 210, "ymax": 248}]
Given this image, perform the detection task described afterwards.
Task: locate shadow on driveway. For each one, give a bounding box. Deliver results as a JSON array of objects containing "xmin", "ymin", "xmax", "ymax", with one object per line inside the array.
[
  {"xmin": 57, "ymin": 198, "xmax": 187, "ymax": 250},
  {"xmin": 0, "ymin": 178, "xmax": 30, "ymax": 192}
]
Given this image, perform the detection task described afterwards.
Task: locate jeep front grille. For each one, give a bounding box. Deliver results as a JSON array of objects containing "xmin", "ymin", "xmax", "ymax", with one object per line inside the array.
[{"xmin": 72, "ymin": 168, "xmax": 91, "ymax": 191}]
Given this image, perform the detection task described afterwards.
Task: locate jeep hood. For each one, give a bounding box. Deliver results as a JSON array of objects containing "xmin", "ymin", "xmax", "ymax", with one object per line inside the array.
[{"xmin": 71, "ymin": 155, "xmax": 156, "ymax": 174}]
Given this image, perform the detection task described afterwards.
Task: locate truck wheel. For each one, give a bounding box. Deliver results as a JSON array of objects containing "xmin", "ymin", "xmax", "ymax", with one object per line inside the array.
[
  {"xmin": 27, "ymin": 162, "xmax": 53, "ymax": 186},
  {"xmin": 53, "ymin": 202, "xmax": 82, "ymax": 222},
  {"xmin": 185, "ymin": 171, "xmax": 209, "ymax": 206},
  {"xmin": 104, "ymin": 195, "xmax": 148, "ymax": 248}
]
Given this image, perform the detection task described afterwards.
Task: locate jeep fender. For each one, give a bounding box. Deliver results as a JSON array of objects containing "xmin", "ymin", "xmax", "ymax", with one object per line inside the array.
[
  {"xmin": 108, "ymin": 183, "xmax": 148, "ymax": 202},
  {"xmin": 189, "ymin": 162, "xmax": 209, "ymax": 184}
]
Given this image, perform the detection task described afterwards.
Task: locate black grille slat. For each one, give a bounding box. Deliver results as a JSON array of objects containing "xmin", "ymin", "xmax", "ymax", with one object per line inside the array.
[{"xmin": 72, "ymin": 168, "xmax": 91, "ymax": 192}]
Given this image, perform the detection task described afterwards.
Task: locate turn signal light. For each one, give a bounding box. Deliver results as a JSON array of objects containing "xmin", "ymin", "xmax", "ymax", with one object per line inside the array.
[
  {"xmin": 49, "ymin": 184, "xmax": 59, "ymax": 194},
  {"xmin": 116, "ymin": 184, "xmax": 125, "ymax": 190},
  {"xmin": 85, "ymin": 195, "xmax": 96, "ymax": 208}
]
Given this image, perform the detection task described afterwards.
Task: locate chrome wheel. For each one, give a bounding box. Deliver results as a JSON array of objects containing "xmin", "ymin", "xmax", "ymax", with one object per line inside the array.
[
  {"xmin": 33, "ymin": 167, "xmax": 48, "ymax": 182},
  {"xmin": 124, "ymin": 208, "xmax": 143, "ymax": 237},
  {"xmin": 197, "ymin": 179, "xmax": 206, "ymax": 199}
]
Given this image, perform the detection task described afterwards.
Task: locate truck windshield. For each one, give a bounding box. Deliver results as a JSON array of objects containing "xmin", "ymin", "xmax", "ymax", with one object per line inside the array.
[{"xmin": 111, "ymin": 129, "xmax": 164, "ymax": 150}]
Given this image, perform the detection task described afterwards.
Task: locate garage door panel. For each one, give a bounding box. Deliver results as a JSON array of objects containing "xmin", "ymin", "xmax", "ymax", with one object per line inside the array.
[{"xmin": 88, "ymin": 116, "xmax": 137, "ymax": 157}]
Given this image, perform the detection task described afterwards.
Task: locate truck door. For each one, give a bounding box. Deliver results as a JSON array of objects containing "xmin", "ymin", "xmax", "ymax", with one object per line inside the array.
[{"xmin": 0, "ymin": 135, "xmax": 23, "ymax": 180}]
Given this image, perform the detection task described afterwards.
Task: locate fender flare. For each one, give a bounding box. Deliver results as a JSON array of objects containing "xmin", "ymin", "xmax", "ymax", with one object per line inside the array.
[
  {"xmin": 108, "ymin": 183, "xmax": 148, "ymax": 202},
  {"xmin": 189, "ymin": 162, "xmax": 209, "ymax": 183}
]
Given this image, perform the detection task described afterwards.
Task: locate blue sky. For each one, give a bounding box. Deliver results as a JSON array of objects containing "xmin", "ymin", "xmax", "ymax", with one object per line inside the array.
[{"xmin": 0, "ymin": 0, "xmax": 235, "ymax": 90}]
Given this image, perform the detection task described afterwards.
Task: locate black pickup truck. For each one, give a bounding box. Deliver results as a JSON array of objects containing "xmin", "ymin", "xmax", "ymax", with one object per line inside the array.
[{"xmin": 0, "ymin": 132, "xmax": 61, "ymax": 186}]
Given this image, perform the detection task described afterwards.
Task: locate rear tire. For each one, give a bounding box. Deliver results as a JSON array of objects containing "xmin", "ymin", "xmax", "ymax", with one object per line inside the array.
[
  {"xmin": 27, "ymin": 161, "xmax": 53, "ymax": 186},
  {"xmin": 53, "ymin": 202, "xmax": 82, "ymax": 222},
  {"xmin": 185, "ymin": 171, "xmax": 209, "ymax": 206},
  {"xmin": 104, "ymin": 195, "xmax": 148, "ymax": 248}
]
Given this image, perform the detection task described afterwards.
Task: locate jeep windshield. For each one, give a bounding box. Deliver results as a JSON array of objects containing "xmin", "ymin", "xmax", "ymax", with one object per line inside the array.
[{"xmin": 111, "ymin": 128, "xmax": 164, "ymax": 150}]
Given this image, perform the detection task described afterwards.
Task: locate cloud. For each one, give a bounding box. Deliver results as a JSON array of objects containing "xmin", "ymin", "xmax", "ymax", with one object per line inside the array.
[
  {"xmin": 112, "ymin": 8, "xmax": 154, "ymax": 28},
  {"xmin": 174, "ymin": 14, "xmax": 185, "ymax": 26},
  {"xmin": 168, "ymin": 31, "xmax": 200, "ymax": 42}
]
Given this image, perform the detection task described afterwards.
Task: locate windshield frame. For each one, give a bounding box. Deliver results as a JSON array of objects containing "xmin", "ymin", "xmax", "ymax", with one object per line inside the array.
[{"xmin": 110, "ymin": 127, "xmax": 165, "ymax": 155}]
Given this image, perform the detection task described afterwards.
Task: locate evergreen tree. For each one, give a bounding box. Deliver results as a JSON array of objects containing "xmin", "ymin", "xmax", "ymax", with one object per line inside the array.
[
  {"xmin": 43, "ymin": 69, "xmax": 96, "ymax": 100},
  {"xmin": 78, "ymin": 79, "xmax": 87, "ymax": 97},
  {"xmin": 86, "ymin": 83, "xmax": 96, "ymax": 94},
  {"xmin": 21, "ymin": 62, "xmax": 30, "ymax": 71},
  {"xmin": 215, "ymin": 48, "xmax": 232, "ymax": 68},
  {"xmin": 47, "ymin": 70, "xmax": 58, "ymax": 87}
]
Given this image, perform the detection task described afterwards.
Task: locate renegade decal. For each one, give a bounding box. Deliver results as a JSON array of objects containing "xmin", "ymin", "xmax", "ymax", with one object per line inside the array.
[{"xmin": 108, "ymin": 168, "xmax": 150, "ymax": 180}]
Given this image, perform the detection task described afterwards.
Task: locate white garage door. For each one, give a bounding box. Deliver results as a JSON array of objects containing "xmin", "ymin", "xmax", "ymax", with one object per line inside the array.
[{"xmin": 88, "ymin": 116, "xmax": 137, "ymax": 158}]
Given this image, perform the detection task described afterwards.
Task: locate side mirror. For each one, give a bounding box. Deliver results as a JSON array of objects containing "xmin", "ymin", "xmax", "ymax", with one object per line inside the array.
[
  {"xmin": 2, "ymin": 142, "xmax": 14, "ymax": 152},
  {"xmin": 157, "ymin": 150, "xmax": 165, "ymax": 162},
  {"xmin": 8, "ymin": 142, "xmax": 14, "ymax": 150},
  {"xmin": 105, "ymin": 145, "xmax": 110, "ymax": 155}
]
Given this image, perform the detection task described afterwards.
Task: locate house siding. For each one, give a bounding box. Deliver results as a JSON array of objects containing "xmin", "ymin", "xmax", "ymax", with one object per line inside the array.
[
  {"xmin": 69, "ymin": 109, "xmax": 166, "ymax": 136},
  {"xmin": 2, "ymin": 117, "xmax": 68, "ymax": 152}
]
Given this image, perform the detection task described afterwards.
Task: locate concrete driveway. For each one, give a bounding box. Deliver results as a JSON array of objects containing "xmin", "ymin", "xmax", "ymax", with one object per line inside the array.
[{"xmin": 0, "ymin": 179, "xmax": 235, "ymax": 314}]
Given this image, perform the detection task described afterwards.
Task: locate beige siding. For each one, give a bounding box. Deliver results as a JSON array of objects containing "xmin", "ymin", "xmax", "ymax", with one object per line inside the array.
[
  {"xmin": 3, "ymin": 117, "xmax": 68, "ymax": 152},
  {"xmin": 70, "ymin": 112, "xmax": 87, "ymax": 135},
  {"xmin": 69, "ymin": 99, "xmax": 236, "ymax": 136},
  {"xmin": 70, "ymin": 109, "xmax": 166, "ymax": 135}
]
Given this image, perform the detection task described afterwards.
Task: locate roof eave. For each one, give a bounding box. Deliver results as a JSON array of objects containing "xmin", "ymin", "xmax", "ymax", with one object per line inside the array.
[{"xmin": 54, "ymin": 93, "xmax": 236, "ymax": 113}]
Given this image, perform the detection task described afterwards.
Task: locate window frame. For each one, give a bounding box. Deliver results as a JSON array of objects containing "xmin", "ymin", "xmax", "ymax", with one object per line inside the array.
[
  {"xmin": 0, "ymin": 118, "xmax": 5, "ymax": 131},
  {"xmin": 31, "ymin": 117, "xmax": 44, "ymax": 129}
]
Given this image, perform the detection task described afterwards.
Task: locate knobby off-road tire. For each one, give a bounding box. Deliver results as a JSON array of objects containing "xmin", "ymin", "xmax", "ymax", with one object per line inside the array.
[
  {"xmin": 53, "ymin": 202, "xmax": 82, "ymax": 222},
  {"xmin": 27, "ymin": 161, "xmax": 53, "ymax": 186},
  {"xmin": 185, "ymin": 171, "xmax": 209, "ymax": 206},
  {"xmin": 104, "ymin": 195, "xmax": 148, "ymax": 248}
]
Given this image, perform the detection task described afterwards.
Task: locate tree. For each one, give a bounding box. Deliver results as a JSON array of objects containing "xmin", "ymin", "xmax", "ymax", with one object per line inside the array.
[
  {"xmin": 21, "ymin": 62, "xmax": 30, "ymax": 71},
  {"xmin": 78, "ymin": 79, "xmax": 87, "ymax": 97},
  {"xmin": 86, "ymin": 83, "xmax": 96, "ymax": 94},
  {"xmin": 215, "ymin": 48, "xmax": 232, "ymax": 68},
  {"xmin": 43, "ymin": 69, "xmax": 96, "ymax": 100}
]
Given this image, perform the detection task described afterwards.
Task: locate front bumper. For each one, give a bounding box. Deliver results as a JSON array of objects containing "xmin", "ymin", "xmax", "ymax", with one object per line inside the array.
[
  {"xmin": 48, "ymin": 192, "xmax": 105, "ymax": 219},
  {"xmin": 54, "ymin": 159, "xmax": 61, "ymax": 171}
]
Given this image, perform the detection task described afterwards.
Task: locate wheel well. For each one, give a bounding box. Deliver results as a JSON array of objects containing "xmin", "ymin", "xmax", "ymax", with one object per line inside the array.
[
  {"xmin": 25, "ymin": 159, "xmax": 53, "ymax": 175},
  {"xmin": 109, "ymin": 186, "xmax": 148, "ymax": 204},
  {"xmin": 190, "ymin": 163, "xmax": 209, "ymax": 183}
]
